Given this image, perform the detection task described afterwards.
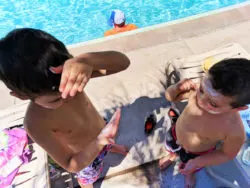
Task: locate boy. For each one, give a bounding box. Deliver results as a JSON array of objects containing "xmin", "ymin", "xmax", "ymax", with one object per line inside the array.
[
  {"xmin": 159, "ymin": 58, "xmax": 248, "ymax": 188},
  {"xmin": 0, "ymin": 28, "xmax": 130, "ymax": 188},
  {"xmin": 104, "ymin": 9, "xmax": 138, "ymax": 37}
]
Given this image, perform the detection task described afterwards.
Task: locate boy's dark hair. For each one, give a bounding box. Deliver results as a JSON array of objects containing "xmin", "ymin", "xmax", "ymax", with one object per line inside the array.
[
  {"xmin": 209, "ymin": 58, "xmax": 250, "ymax": 108},
  {"xmin": 0, "ymin": 28, "xmax": 72, "ymax": 96}
]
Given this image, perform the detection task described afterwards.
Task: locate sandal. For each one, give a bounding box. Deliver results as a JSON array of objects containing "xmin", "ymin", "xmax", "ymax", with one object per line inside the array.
[
  {"xmin": 168, "ymin": 108, "xmax": 179, "ymax": 124},
  {"xmin": 144, "ymin": 114, "xmax": 157, "ymax": 135}
]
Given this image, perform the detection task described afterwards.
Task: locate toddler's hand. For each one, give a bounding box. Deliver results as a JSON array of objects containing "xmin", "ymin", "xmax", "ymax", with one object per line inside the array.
[
  {"xmin": 176, "ymin": 79, "xmax": 197, "ymax": 93},
  {"xmin": 179, "ymin": 159, "xmax": 199, "ymax": 175}
]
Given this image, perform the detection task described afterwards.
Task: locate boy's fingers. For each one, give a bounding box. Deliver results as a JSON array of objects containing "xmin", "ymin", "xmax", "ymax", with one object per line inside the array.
[
  {"xmin": 83, "ymin": 76, "xmax": 89, "ymax": 85},
  {"xmin": 61, "ymin": 88, "xmax": 69, "ymax": 99},
  {"xmin": 180, "ymin": 83, "xmax": 189, "ymax": 91},
  {"xmin": 189, "ymin": 80, "xmax": 196, "ymax": 88},
  {"xmin": 106, "ymin": 138, "xmax": 115, "ymax": 145},
  {"xmin": 187, "ymin": 81, "xmax": 193, "ymax": 90},
  {"xmin": 190, "ymin": 81, "xmax": 195, "ymax": 87},
  {"xmin": 77, "ymin": 77, "xmax": 88, "ymax": 92},
  {"xmin": 60, "ymin": 75, "xmax": 68, "ymax": 92},
  {"xmin": 109, "ymin": 108, "xmax": 121, "ymax": 125},
  {"xmin": 70, "ymin": 75, "xmax": 83, "ymax": 97},
  {"xmin": 69, "ymin": 85, "xmax": 78, "ymax": 97},
  {"xmin": 192, "ymin": 83, "xmax": 197, "ymax": 90},
  {"xmin": 98, "ymin": 137, "xmax": 115, "ymax": 146},
  {"xmin": 59, "ymin": 69, "xmax": 69, "ymax": 92},
  {"xmin": 61, "ymin": 73, "xmax": 77, "ymax": 99},
  {"xmin": 78, "ymin": 82, "xmax": 85, "ymax": 92},
  {"xmin": 180, "ymin": 79, "xmax": 196, "ymax": 91}
]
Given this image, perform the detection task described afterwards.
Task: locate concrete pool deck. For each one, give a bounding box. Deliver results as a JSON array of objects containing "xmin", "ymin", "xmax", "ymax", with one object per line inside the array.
[{"xmin": 0, "ymin": 2, "xmax": 250, "ymax": 188}]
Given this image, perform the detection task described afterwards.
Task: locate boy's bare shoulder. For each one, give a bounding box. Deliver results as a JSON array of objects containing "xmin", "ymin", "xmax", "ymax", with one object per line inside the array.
[{"xmin": 226, "ymin": 113, "xmax": 245, "ymax": 138}]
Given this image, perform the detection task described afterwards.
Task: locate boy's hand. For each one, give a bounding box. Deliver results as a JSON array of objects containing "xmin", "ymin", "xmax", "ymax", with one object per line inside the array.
[
  {"xmin": 97, "ymin": 136, "xmax": 115, "ymax": 146},
  {"xmin": 179, "ymin": 159, "xmax": 200, "ymax": 175},
  {"xmin": 60, "ymin": 58, "xmax": 93, "ymax": 98},
  {"xmin": 50, "ymin": 57, "xmax": 93, "ymax": 99},
  {"xmin": 96, "ymin": 126, "xmax": 116, "ymax": 148},
  {"xmin": 97, "ymin": 108, "xmax": 121, "ymax": 147}
]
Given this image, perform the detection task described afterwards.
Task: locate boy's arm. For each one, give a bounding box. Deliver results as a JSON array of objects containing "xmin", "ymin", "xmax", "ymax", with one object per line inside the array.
[
  {"xmin": 54, "ymin": 51, "xmax": 130, "ymax": 98},
  {"xmin": 74, "ymin": 51, "xmax": 130, "ymax": 77},
  {"xmin": 165, "ymin": 79, "xmax": 197, "ymax": 102}
]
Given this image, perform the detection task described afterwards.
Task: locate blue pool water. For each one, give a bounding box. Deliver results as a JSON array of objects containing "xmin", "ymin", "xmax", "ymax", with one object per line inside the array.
[{"xmin": 0, "ymin": 0, "xmax": 249, "ymax": 45}]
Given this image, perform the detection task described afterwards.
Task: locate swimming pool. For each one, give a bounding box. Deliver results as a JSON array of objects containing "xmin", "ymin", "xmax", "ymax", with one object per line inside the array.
[{"xmin": 0, "ymin": 0, "xmax": 249, "ymax": 45}]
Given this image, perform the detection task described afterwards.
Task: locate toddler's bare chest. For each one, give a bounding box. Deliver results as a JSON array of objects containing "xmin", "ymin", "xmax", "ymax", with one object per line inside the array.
[{"xmin": 177, "ymin": 110, "xmax": 225, "ymax": 143}]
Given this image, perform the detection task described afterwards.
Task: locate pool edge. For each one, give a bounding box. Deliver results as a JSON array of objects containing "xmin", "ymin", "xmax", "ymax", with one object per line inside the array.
[{"xmin": 67, "ymin": 1, "xmax": 250, "ymax": 49}]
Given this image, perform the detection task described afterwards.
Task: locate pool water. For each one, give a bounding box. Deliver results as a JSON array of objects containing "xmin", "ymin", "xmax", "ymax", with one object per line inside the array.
[{"xmin": 0, "ymin": 0, "xmax": 249, "ymax": 45}]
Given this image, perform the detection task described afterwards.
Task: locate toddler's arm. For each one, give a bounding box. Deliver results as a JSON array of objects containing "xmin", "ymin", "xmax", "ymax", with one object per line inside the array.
[
  {"xmin": 193, "ymin": 133, "xmax": 245, "ymax": 168},
  {"xmin": 165, "ymin": 79, "xmax": 197, "ymax": 102}
]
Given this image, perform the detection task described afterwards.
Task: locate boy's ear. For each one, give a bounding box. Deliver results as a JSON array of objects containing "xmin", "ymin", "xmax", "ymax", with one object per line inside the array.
[
  {"xmin": 235, "ymin": 105, "xmax": 248, "ymax": 111},
  {"xmin": 10, "ymin": 91, "xmax": 30, "ymax": 100},
  {"xmin": 49, "ymin": 65, "xmax": 63, "ymax": 74}
]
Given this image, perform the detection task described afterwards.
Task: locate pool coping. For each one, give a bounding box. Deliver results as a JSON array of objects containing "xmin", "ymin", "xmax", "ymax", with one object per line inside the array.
[{"xmin": 67, "ymin": 1, "xmax": 250, "ymax": 49}]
